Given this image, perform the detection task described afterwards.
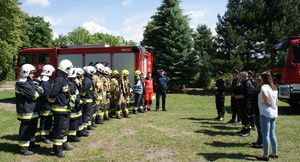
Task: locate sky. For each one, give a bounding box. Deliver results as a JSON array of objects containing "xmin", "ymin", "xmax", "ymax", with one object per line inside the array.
[{"xmin": 20, "ymin": 0, "xmax": 228, "ymax": 43}]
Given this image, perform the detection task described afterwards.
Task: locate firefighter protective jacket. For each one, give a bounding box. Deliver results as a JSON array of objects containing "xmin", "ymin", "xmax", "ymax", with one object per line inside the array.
[
  {"xmin": 81, "ymin": 74, "xmax": 95, "ymax": 103},
  {"xmin": 39, "ymin": 79, "xmax": 53, "ymax": 116},
  {"xmin": 68, "ymin": 79, "xmax": 81, "ymax": 118},
  {"xmin": 48, "ymin": 70, "xmax": 70, "ymax": 114},
  {"xmin": 15, "ymin": 80, "xmax": 39, "ymax": 120}
]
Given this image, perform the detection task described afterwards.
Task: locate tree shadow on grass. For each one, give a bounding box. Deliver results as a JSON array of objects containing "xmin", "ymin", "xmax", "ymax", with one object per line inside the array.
[
  {"xmin": 278, "ymin": 106, "xmax": 300, "ymax": 115},
  {"xmin": 197, "ymin": 152, "xmax": 256, "ymax": 161},
  {"xmin": 0, "ymin": 134, "xmax": 53, "ymax": 156},
  {"xmin": 1, "ymin": 134, "xmax": 18, "ymax": 141},
  {"xmin": 195, "ymin": 129, "xmax": 236, "ymax": 136},
  {"xmin": 201, "ymin": 125, "xmax": 239, "ymax": 130},
  {"xmin": 204, "ymin": 141, "xmax": 250, "ymax": 147},
  {"xmin": 0, "ymin": 97, "xmax": 15, "ymax": 104},
  {"xmin": 180, "ymin": 117, "xmax": 214, "ymax": 121}
]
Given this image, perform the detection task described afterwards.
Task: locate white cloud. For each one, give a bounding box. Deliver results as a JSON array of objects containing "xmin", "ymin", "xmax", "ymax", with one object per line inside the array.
[
  {"xmin": 44, "ymin": 16, "xmax": 62, "ymax": 26},
  {"xmin": 185, "ymin": 9, "xmax": 208, "ymax": 29},
  {"xmin": 81, "ymin": 21, "xmax": 111, "ymax": 34},
  {"xmin": 120, "ymin": 16, "xmax": 147, "ymax": 42},
  {"xmin": 122, "ymin": 0, "xmax": 133, "ymax": 7},
  {"xmin": 25, "ymin": 0, "xmax": 50, "ymax": 7}
]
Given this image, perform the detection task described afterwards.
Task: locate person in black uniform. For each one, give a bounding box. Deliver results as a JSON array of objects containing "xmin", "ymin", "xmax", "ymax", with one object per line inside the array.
[
  {"xmin": 227, "ymin": 69, "xmax": 240, "ymax": 124},
  {"xmin": 155, "ymin": 69, "xmax": 168, "ymax": 111},
  {"xmin": 251, "ymin": 76, "xmax": 264, "ymax": 148},
  {"xmin": 235, "ymin": 71, "xmax": 255, "ymax": 137},
  {"xmin": 48, "ymin": 59, "xmax": 73, "ymax": 157},
  {"xmin": 214, "ymin": 71, "xmax": 226, "ymax": 121},
  {"xmin": 67, "ymin": 68, "xmax": 82, "ymax": 142},
  {"xmin": 15, "ymin": 64, "xmax": 43, "ymax": 155},
  {"xmin": 37, "ymin": 65, "xmax": 55, "ymax": 144},
  {"xmin": 81, "ymin": 66, "xmax": 97, "ymax": 130},
  {"xmin": 248, "ymin": 70, "xmax": 256, "ymax": 130}
]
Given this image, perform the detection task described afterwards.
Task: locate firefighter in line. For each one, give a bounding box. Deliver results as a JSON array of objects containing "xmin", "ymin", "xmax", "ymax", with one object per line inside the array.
[
  {"xmin": 102, "ymin": 66, "xmax": 111, "ymax": 121},
  {"xmin": 214, "ymin": 71, "xmax": 226, "ymax": 121},
  {"xmin": 227, "ymin": 69, "xmax": 240, "ymax": 124},
  {"xmin": 48, "ymin": 59, "xmax": 73, "ymax": 157},
  {"xmin": 110, "ymin": 70, "xmax": 122, "ymax": 119},
  {"xmin": 133, "ymin": 70, "xmax": 145, "ymax": 113},
  {"xmin": 75, "ymin": 68, "xmax": 89, "ymax": 137},
  {"xmin": 235, "ymin": 71, "xmax": 255, "ymax": 137},
  {"xmin": 120, "ymin": 70, "xmax": 131, "ymax": 117},
  {"xmin": 81, "ymin": 66, "xmax": 97, "ymax": 130},
  {"xmin": 67, "ymin": 68, "xmax": 82, "ymax": 142},
  {"xmin": 37, "ymin": 65, "xmax": 55, "ymax": 144},
  {"xmin": 16, "ymin": 64, "xmax": 43, "ymax": 155},
  {"xmin": 93, "ymin": 63, "xmax": 105, "ymax": 124},
  {"xmin": 144, "ymin": 72, "xmax": 153, "ymax": 111}
]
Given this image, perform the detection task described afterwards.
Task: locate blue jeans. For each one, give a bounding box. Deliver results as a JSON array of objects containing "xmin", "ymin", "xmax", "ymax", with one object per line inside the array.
[
  {"xmin": 260, "ymin": 115, "xmax": 278, "ymax": 156},
  {"xmin": 255, "ymin": 115, "xmax": 263, "ymax": 145}
]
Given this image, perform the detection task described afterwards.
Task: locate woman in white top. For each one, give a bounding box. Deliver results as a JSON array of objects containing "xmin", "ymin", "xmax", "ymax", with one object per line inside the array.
[{"xmin": 256, "ymin": 72, "xmax": 278, "ymax": 161}]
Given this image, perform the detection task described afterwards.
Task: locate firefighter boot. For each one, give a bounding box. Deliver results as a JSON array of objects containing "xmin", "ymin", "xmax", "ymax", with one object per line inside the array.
[
  {"xmin": 62, "ymin": 142, "xmax": 73, "ymax": 151},
  {"xmin": 104, "ymin": 111, "xmax": 110, "ymax": 120},
  {"xmin": 123, "ymin": 108, "xmax": 130, "ymax": 118},
  {"xmin": 53, "ymin": 145, "xmax": 64, "ymax": 158},
  {"xmin": 96, "ymin": 112, "xmax": 104, "ymax": 124},
  {"xmin": 20, "ymin": 146, "xmax": 33, "ymax": 156},
  {"xmin": 116, "ymin": 111, "xmax": 122, "ymax": 119}
]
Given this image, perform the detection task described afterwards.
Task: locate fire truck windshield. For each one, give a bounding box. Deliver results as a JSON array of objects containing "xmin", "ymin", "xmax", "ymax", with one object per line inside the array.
[
  {"xmin": 18, "ymin": 53, "xmax": 36, "ymax": 65},
  {"xmin": 273, "ymin": 48, "xmax": 288, "ymax": 68}
]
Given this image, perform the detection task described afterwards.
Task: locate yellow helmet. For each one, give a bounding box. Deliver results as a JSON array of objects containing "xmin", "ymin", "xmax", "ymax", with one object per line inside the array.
[
  {"xmin": 135, "ymin": 70, "xmax": 141, "ymax": 76},
  {"xmin": 112, "ymin": 70, "xmax": 119, "ymax": 76},
  {"xmin": 122, "ymin": 69, "xmax": 129, "ymax": 76}
]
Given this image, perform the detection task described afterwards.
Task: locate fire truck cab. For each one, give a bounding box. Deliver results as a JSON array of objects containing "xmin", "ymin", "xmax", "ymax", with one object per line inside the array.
[
  {"xmin": 16, "ymin": 45, "xmax": 153, "ymax": 84},
  {"xmin": 271, "ymin": 37, "xmax": 300, "ymax": 107}
]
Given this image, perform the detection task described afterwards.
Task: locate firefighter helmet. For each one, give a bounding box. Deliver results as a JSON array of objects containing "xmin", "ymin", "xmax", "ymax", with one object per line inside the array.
[
  {"xmin": 41, "ymin": 64, "xmax": 55, "ymax": 76},
  {"xmin": 20, "ymin": 64, "xmax": 36, "ymax": 77},
  {"xmin": 112, "ymin": 70, "xmax": 119, "ymax": 76},
  {"xmin": 135, "ymin": 70, "xmax": 141, "ymax": 76},
  {"xmin": 58, "ymin": 59, "xmax": 73, "ymax": 74},
  {"xmin": 68, "ymin": 68, "xmax": 77, "ymax": 78},
  {"xmin": 104, "ymin": 67, "xmax": 111, "ymax": 75},
  {"xmin": 84, "ymin": 66, "xmax": 96, "ymax": 75},
  {"xmin": 95, "ymin": 63, "xmax": 104, "ymax": 73},
  {"xmin": 122, "ymin": 69, "xmax": 129, "ymax": 76},
  {"xmin": 76, "ymin": 68, "xmax": 84, "ymax": 77}
]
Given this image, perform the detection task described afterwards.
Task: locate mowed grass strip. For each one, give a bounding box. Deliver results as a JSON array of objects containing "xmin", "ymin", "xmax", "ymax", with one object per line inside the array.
[{"xmin": 0, "ymin": 91, "xmax": 299, "ymax": 161}]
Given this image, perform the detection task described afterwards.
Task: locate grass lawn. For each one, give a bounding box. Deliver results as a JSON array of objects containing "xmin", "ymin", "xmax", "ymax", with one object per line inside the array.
[{"xmin": 0, "ymin": 90, "xmax": 299, "ymax": 161}]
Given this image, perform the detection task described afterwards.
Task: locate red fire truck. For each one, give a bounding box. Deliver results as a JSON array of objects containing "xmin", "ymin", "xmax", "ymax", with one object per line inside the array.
[
  {"xmin": 15, "ymin": 45, "xmax": 153, "ymax": 83},
  {"xmin": 271, "ymin": 37, "xmax": 300, "ymax": 107}
]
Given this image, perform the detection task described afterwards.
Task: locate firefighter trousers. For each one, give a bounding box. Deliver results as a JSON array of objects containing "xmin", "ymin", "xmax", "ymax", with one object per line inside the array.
[
  {"xmin": 68, "ymin": 116, "xmax": 79, "ymax": 140},
  {"xmin": 18, "ymin": 118, "xmax": 38, "ymax": 153},
  {"xmin": 82, "ymin": 103, "xmax": 93, "ymax": 128},
  {"xmin": 52, "ymin": 113, "xmax": 69, "ymax": 154},
  {"xmin": 39, "ymin": 115, "xmax": 52, "ymax": 140}
]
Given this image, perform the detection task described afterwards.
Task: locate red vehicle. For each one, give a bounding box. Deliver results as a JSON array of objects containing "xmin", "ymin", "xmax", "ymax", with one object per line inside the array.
[
  {"xmin": 271, "ymin": 37, "xmax": 300, "ymax": 107},
  {"xmin": 15, "ymin": 45, "xmax": 153, "ymax": 83}
]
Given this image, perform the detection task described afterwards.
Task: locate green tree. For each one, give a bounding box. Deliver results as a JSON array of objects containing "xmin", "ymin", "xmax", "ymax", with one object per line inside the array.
[
  {"xmin": 142, "ymin": 0, "xmax": 197, "ymax": 89},
  {"xmin": 193, "ymin": 24, "xmax": 215, "ymax": 88},
  {"xmin": 67, "ymin": 27, "xmax": 93, "ymax": 45},
  {"xmin": 0, "ymin": 0, "xmax": 24, "ymax": 80},
  {"xmin": 215, "ymin": 0, "xmax": 300, "ymax": 73},
  {"xmin": 22, "ymin": 15, "xmax": 53, "ymax": 48}
]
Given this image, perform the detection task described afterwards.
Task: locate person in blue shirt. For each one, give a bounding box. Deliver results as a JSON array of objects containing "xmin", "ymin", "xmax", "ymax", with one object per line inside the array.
[{"xmin": 155, "ymin": 69, "xmax": 168, "ymax": 111}]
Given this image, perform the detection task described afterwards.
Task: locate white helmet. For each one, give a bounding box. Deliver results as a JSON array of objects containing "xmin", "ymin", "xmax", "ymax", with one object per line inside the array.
[
  {"xmin": 95, "ymin": 63, "xmax": 104, "ymax": 72},
  {"xmin": 41, "ymin": 64, "xmax": 55, "ymax": 76},
  {"xmin": 68, "ymin": 68, "xmax": 77, "ymax": 78},
  {"xmin": 104, "ymin": 67, "xmax": 111, "ymax": 75},
  {"xmin": 20, "ymin": 64, "xmax": 36, "ymax": 77},
  {"xmin": 76, "ymin": 68, "xmax": 84, "ymax": 77},
  {"xmin": 58, "ymin": 59, "xmax": 73, "ymax": 74},
  {"xmin": 84, "ymin": 66, "xmax": 96, "ymax": 75}
]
